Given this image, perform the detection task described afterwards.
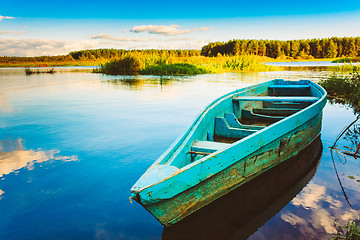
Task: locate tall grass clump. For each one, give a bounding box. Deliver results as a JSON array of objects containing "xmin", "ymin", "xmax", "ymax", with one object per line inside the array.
[
  {"xmin": 332, "ymin": 57, "xmax": 353, "ymax": 63},
  {"xmin": 332, "ymin": 64, "xmax": 360, "ymax": 72},
  {"xmin": 25, "ymin": 68, "xmax": 55, "ymax": 75},
  {"xmin": 320, "ymin": 67, "xmax": 360, "ymax": 107},
  {"xmin": 94, "ymin": 54, "xmax": 279, "ymax": 75},
  {"xmin": 94, "ymin": 55, "xmax": 141, "ymax": 75},
  {"xmin": 222, "ymin": 56, "xmax": 274, "ymax": 72},
  {"xmin": 140, "ymin": 63, "xmax": 208, "ymax": 75}
]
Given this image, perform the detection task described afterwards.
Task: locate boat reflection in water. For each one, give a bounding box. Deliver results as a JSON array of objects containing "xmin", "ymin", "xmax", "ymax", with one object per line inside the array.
[{"xmin": 162, "ymin": 136, "xmax": 323, "ymax": 240}]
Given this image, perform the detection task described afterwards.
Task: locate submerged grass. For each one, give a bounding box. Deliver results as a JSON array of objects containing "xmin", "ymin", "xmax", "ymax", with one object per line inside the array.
[
  {"xmin": 332, "ymin": 215, "xmax": 360, "ymax": 240},
  {"xmin": 94, "ymin": 54, "xmax": 279, "ymax": 75}
]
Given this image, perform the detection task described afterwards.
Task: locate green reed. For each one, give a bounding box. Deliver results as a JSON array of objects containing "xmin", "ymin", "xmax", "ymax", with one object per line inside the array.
[
  {"xmin": 94, "ymin": 53, "xmax": 278, "ymax": 75},
  {"xmin": 320, "ymin": 67, "xmax": 360, "ymax": 108},
  {"xmin": 332, "ymin": 215, "xmax": 360, "ymax": 240},
  {"xmin": 25, "ymin": 68, "xmax": 55, "ymax": 75}
]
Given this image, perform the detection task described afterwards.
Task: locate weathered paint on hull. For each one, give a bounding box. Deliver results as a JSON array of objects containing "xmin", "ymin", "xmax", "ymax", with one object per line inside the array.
[
  {"xmin": 162, "ymin": 136, "xmax": 322, "ymax": 239},
  {"xmin": 131, "ymin": 80, "xmax": 326, "ymax": 226},
  {"xmin": 143, "ymin": 112, "xmax": 322, "ymax": 226}
]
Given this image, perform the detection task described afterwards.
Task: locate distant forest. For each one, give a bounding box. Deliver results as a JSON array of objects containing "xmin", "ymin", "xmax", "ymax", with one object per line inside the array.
[
  {"xmin": 0, "ymin": 49, "xmax": 201, "ymax": 64},
  {"xmin": 201, "ymin": 37, "xmax": 360, "ymax": 59},
  {"xmin": 1, "ymin": 37, "xmax": 360, "ymax": 64}
]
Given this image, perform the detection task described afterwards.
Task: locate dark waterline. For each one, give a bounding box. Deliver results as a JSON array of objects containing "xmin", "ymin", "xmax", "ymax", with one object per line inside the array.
[{"xmin": 0, "ymin": 68, "xmax": 359, "ymax": 239}]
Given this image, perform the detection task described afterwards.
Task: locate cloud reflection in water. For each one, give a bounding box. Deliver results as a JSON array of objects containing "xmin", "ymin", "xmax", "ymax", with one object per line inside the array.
[
  {"xmin": 0, "ymin": 138, "xmax": 78, "ymax": 198},
  {"xmin": 280, "ymin": 182, "xmax": 359, "ymax": 237}
]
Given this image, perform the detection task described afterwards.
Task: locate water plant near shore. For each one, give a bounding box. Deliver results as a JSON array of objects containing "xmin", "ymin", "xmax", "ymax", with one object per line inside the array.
[
  {"xmin": 93, "ymin": 55, "xmax": 141, "ymax": 75},
  {"xmin": 332, "ymin": 57, "xmax": 360, "ymax": 63},
  {"xmin": 332, "ymin": 57, "xmax": 353, "ymax": 63},
  {"xmin": 319, "ymin": 67, "xmax": 360, "ymax": 108},
  {"xmin": 139, "ymin": 63, "xmax": 208, "ymax": 75},
  {"xmin": 25, "ymin": 68, "xmax": 55, "ymax": 75},
  {"xmin": 333, "ymin": 64, "xmax": 360, "ymax": 72},
  {"xmin": 332, "ymin": 215, "xmax": 360, "ymax": 240},
  {"xmin": 93, "ymin": 54, "xmax": 277, "ymax": 75}
]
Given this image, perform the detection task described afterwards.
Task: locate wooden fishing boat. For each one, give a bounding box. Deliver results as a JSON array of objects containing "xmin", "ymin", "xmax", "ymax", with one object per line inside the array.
[{"xmin": 130, "ymin": 79, "xmax": 327, "ymax": 226}]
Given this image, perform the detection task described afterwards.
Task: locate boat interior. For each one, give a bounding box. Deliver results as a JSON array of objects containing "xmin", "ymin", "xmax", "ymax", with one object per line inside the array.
[{"xmin": 165, "ymin": 79, "xmax": 321, "ymax": 168}]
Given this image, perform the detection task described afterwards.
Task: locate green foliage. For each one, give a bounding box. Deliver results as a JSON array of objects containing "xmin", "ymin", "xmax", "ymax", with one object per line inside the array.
[
  {"xmin": 94, "ymin": 53, "xmax": 278, "ymax": 75},
  {"xmin": 69, "ymin": 49, "xmax": 201, "ymax": 61},
  {"xmin": 332, "ymin": 215, "xmax": 360, "ymax": 240},
  {"xmin": 201, "ymin": 37, "xmax": 360, "ymax": 59},
  {"xmin": 333, "ymin": 64, "xmax": 360, "ymax": 72},
  {"xmin": 327, "ymin": 40, "xmax": 338, "ymax": 58},
  {"xmin": 0, "ymin": 49, "xmax": 201, "ymax": 67},
  {"xmin": 223, "ymin": 56, "xmax": 269, "ymax": 71},
  {"xmin": 1, "ymin": 55, "xmax": 74, "ymax": 65},
  {"xmin": 94, "ymin": 55, "xmax": 141, "ymax": 75},
  {"xmin": 319, "ymin": 67, "xmax": 360, "ymax": 107},
  {"xmin": 140, "ymin": 63, "xmax": 208, "ymax": 75},
  {"xmin": 332, "ymin": 57, "xmax": 353, "ymax": 63}
]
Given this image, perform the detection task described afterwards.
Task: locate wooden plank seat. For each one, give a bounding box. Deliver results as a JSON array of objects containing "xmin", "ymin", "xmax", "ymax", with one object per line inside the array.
[
  {"xmin": 190, "ymin": 140, "xmax": 230, "ymax": 155},
  {"xmin": 232, "ymin": 96, "xmax": 319, "ymax": 102},
  {"xmin": 253, "ymin": 108, "xmax": 301, "ymax": 116},
  {"xmin": 242, "ymin": 109, "xmax": 285, "ymax": 123},
  {"xmin": 214, "ymin": 117, "xmax": 258, "ymax": 139},
  {"xmin": 268, "ymin": 85, "xmax": 310, "ymax": 89},
  {"xmin": 268, "ymin": 85, "xmax": 310, "ymax": 96}
]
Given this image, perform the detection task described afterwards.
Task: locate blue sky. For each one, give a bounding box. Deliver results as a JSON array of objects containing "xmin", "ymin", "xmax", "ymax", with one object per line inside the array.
[{"xmin": 1, "ymin": 0, "xmax": 360, "ymax": 56}]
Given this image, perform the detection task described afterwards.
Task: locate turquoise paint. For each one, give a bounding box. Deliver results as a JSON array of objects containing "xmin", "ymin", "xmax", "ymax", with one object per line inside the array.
[{"xmin": 130, "ymin": 79, "xmax": 326, "ymax": 226}]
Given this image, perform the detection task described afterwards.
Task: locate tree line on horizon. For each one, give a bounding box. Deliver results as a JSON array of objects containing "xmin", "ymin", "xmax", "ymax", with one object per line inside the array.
[
  {"xmin": 201, "ymin": 37, "xmax": 360, "ymax": 59},
  {"xmin": 0, "ymin": 49, "xmax": 201, "ymax": 64},
  {"xmin": 1, "ymin": 37, "xmax": 360, "ymax": 64}
]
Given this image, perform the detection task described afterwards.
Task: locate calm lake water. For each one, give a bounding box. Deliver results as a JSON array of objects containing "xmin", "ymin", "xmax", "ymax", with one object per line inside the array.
[{"xmin": 0, "ymin": 67, "xmax": 359, "ymax": 240}]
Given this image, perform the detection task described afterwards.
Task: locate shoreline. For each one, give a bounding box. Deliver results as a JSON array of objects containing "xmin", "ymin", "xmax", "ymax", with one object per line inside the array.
[{"xmin": 0, "ymin": 58, "xmax": 341, "ymax": 68}]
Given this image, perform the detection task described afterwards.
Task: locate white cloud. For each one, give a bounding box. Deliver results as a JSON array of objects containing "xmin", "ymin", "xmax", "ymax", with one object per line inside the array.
[
  {"xmin": 0, "ymin": 31, "xmax": 26, "ymax": 35},
  {"xmin": 129, "ymin": 24, "xmax": 213, "ymax": 36},
  {"xmin": 0, "ymin": 38, "xmax": 100, "ymax": 56},
  {"xmin": 0, "ymin": 15, "xmax": 14, "ymax": 21},
  {"xmin": 91, "ymin": 33, "xmax": 154, "ymax": 42},
  {"xmin": 199, "ymin": 27, "xmax": 214, "ymax": 31},
  {"xmin": 0, "ymin": 32, "xmax": 210, "ymax": 56}
]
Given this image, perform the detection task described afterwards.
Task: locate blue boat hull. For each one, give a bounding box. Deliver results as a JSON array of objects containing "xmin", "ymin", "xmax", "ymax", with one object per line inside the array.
[{"xmin": 130, "ymin": 79, "xmax": 327, "ymax": 226}]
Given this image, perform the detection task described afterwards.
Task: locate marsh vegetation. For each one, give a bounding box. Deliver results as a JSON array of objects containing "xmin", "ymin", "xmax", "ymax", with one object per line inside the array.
[
  {"xmin": 319, "ymin": 66, "xmax": 360, "ymax": 109},
  {"xmin": 25, "ymin": 68, "xmax": 55, "ymax": 75},
  {"xmin": 332, "ymin": 215, "xmax": 360, "ymax": 240},
  {"xmin": 92, "ymin": 54, "xmax": 277, "ymax": 75}
]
